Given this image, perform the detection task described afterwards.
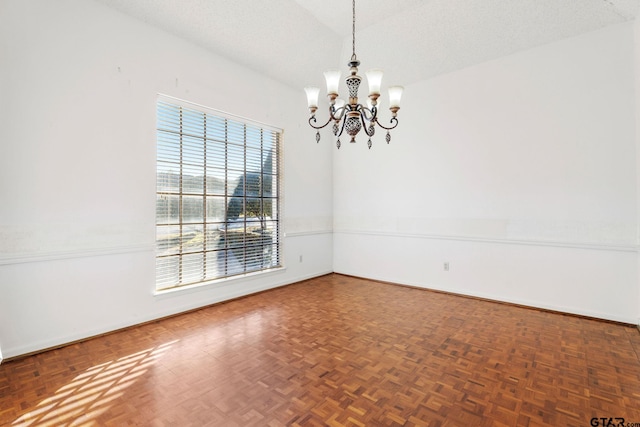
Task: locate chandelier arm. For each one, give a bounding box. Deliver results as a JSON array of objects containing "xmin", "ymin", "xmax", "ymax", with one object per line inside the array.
[
  {"xmin": 308, "ymin": 115, "xmax": 333, "ymax": 130},
  {"xmin": 360, "ymin": 105, "xmax": 377, "ymax": 122},
  {"xmin": 374, "ymin": 116, "xmax": 399, "ymax": 131},
  {"xmin": 360, "ymin": 111, "xmax": 375, "ymax": 137},
  {"xmin": 331, "ymin": 106, "xmax": 347, "ymax": 121}
]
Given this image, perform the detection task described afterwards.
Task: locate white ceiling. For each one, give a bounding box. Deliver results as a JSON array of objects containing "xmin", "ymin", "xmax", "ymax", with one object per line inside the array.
[{"xmin": 96, "ymin": 0, "xmax": 639, "ymax": 90}]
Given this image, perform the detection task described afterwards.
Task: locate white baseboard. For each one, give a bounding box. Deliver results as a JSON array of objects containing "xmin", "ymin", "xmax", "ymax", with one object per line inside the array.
[
  {"xmin": 1, "ymin": 269, "xmax": 333, "ymax": 360},
  {"xmin": 335, "ymin": 271, "xmax": 638, "ymax": 325}
]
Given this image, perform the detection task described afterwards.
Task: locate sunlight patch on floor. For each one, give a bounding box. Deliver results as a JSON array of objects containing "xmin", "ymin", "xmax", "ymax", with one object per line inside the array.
[{"xmin": 12, "ymin": 341, "xmax": 178, "ymax": 427}]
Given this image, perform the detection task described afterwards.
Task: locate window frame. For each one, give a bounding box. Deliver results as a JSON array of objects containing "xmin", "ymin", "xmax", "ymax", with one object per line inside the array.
[{"xmin": 155, "ymin": 94, "xmax": 283, "ymax": 292}]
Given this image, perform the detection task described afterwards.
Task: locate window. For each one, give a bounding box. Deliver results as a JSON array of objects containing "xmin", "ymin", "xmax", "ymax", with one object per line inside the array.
[{"xmin": 155, "ymin": 97, "xmax": 281, "ymax": 291}]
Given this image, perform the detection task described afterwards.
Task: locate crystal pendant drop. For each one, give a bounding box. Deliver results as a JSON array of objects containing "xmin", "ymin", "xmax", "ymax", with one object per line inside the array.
[
  {"xmin": 367, "ymin": 138, "xmax": 372, "ymax": 149},
  {"xmin": 385, "ymin": 131, "xmax": 391, "ymax": 144},
  {"xmin": 315, "ymin": 131, "xmax": 321, "ymax": 143},
  {"xmin": 336, "ymin": 139, "xmax": 341, "ymax": 149},
  {"xmin": 332, "ymin": 122, "xmax": 339, "ymax": 135}
]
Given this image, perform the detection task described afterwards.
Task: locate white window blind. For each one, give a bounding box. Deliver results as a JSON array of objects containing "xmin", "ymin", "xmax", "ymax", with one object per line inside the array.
[{"xmin": 156, "ymin": 98, "xmax": 281, "ymax": 290}]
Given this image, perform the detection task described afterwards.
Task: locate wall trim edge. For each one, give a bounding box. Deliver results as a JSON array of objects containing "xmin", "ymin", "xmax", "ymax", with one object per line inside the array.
[
  {"xmin": 285, "ymin": 229, "xmax": 333, "ymax": 237},
  {"xmin": 0, "ymin": 244, "xmax": 155, "ymax": 265},
  {"xmin": 333, "ymin": 229, "xmax": 638, "ymax": 253}
]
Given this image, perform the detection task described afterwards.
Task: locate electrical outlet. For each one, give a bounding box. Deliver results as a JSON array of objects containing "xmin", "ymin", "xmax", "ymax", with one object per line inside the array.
[{"xmin": 444, "ymin": 262, "xmax": 449, "ymax": 271}]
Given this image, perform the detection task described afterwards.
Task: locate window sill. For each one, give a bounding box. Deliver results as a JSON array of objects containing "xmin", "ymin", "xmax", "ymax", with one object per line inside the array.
[{"xmin": 152, "ymin": 266, "xmax": 287, "ymax": 297}]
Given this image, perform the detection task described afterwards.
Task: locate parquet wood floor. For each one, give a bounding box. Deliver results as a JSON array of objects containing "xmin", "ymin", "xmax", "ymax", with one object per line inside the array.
[{"xmin": 2, "ymin": 274, "xmax": 640, "ymax": 426}]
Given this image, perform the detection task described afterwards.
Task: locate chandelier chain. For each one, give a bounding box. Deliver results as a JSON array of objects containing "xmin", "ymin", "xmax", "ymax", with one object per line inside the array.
[{"xmin": 352, "ymin": 0, "xmax": 356, "ymax": 58}]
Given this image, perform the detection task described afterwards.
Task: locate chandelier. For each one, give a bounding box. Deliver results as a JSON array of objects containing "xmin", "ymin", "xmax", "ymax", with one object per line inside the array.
[{"xmin": 304, "ymin": 0, "xmax": 404, "ymax": 149}]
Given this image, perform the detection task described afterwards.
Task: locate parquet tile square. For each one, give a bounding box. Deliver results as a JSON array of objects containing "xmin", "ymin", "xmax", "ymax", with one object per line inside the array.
[{"xmin": 2, "ymin": 274, "xmax": 640, "ymax": 426}]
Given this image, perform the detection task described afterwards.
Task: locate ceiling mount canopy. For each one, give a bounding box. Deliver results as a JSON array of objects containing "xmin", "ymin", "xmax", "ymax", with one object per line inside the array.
[{"xmin": 304, "ymin": 0, "xmax": 404, "ymax": 149}]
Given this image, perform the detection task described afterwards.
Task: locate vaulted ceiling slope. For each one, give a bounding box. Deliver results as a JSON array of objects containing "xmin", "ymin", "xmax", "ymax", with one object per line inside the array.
[{"xmin": 97, "ymin": 0, "xmax": 639, "ymax": 90}]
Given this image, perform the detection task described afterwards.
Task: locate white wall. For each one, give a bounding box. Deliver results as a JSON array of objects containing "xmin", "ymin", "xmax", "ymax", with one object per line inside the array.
[
  {"xmin": 636, "ymin": 12, "xmax": 640, "ymax": 327},
  {"xmin": 0, "ymin": 0, "xmax": 333, "ymax": 358},
  {"xmin": 334, "ymin": 22, "xmax": 639, "ymax": 323}
]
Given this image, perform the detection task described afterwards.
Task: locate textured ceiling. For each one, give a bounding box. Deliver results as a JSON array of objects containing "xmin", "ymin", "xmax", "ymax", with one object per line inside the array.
[{"xmin": 96, "ymin": 0, "xmax": 639, "ymax": 91}]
